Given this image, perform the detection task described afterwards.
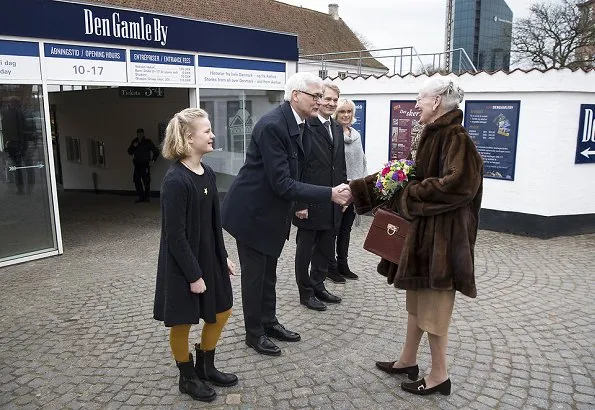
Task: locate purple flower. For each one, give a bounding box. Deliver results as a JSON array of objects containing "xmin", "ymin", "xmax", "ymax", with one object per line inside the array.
[
  {"xmin": 405, "ymin": 160, "xmax": 414, "ymax": 166},
  {"xmin": 391, "ymin": 172, "xmax": 399, "ymax": 181}
]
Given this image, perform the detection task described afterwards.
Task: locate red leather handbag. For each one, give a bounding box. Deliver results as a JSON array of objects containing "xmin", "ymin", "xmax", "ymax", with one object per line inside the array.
[{"xmin": 363, "ymin": 208, "xmax": 410, "ymax": 264}]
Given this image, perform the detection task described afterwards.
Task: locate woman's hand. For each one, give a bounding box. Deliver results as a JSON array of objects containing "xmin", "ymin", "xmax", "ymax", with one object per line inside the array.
[
  {"xmin": 190, "ymin": 278, "xmax": 206, "ymax": 294},
  {"xmin": 227, "ymin": 258, "xmax": 236, "ymax": 276}
]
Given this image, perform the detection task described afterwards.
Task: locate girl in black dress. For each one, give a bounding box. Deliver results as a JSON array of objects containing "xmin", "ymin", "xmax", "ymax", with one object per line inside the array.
[{"xmin": 154, "ymin": 108, "xmax": 237, "ymax": 402}]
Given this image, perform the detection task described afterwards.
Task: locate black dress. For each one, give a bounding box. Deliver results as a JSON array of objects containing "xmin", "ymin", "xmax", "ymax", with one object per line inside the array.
[
  {"xmin": 190, "ymin": 170, "xmax": 231, "ymax": 318},
  {"xmin": 154, "ymin": 162, "xmax": 233, "ymax": 326}
]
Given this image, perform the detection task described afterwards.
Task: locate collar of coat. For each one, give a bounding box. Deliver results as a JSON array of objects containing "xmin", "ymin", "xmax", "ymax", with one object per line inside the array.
[{"xmin": 424, "ymin": 108, "xmax": 463, "ymax": 130}]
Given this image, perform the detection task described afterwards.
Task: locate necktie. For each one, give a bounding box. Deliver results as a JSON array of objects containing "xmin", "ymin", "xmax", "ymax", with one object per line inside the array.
[
  {"xmin": 324, "ymin": 120, "xmax": 333, "ymax": 142},
  {"xmin": 298, "ymin": 122, "xmax": 304, "ymax": 146}
]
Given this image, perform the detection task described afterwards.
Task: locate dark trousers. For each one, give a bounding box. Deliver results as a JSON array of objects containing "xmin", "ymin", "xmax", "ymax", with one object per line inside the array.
[
  {"xmin": 133, "ymin": 162, "xmax": 151, "ymax": 200},
  {"xmin": 332, "ymin": 203, "xmax": 356, "ymax": 268},
  {"xmin": 295, "ymin": 228, "xmax": 335, "ymax": 299},
  {"xmin": 236, "ymin": 241, "xmax": 279, "ymax": 340}
]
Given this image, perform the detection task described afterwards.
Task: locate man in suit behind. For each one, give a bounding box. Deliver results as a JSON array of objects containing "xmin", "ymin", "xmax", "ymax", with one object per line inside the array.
[
  {"xmin": 293, "ymin": 81, "xmax": 346, "ymax": 311},
  {"xmin": 221, "ymin": 73, "xmax": 352, "ymax": 357}
]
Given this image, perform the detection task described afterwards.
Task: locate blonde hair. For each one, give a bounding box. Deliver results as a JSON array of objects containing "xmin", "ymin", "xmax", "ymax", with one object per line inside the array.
[
  {"xmin": 161, "ymin": 108, "xmax": 209, "ymax": 160},
  {"xmin": 333, "ymin": 98, "xmax": 357, "ymax": 125}
]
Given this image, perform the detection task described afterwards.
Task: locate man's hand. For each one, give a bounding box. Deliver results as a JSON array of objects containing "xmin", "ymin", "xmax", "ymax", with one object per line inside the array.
[
  {"xmin": 331, "ymin": 183, "xmax": 352, "ymax": 206},
  {"xmin": 295, "ymin": 209, "xmax": 308, "ymax": 220},
  {"xmin": 227, "ymin": 258, "xmax": 236, "ymax": 276},
  {"xmin": 190, "ymin": 278, "xmax": 206, "ymax": 294}
]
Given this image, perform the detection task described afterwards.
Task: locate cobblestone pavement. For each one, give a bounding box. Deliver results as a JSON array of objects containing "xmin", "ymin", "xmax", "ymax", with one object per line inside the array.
[{"xmin": 0, "ymin": 193, "xmax": 594, "ymax": 409}]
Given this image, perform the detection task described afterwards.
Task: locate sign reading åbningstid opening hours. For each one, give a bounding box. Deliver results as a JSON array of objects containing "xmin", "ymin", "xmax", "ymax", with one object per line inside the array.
[{"xmin": 43, "ymin": 43, "xmax": 127, "ymax": 83}]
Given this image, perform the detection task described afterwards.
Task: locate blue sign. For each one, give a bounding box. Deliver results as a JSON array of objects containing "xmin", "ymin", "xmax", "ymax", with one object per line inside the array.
[
  {"xmin": 198, "ymin": 56, "xmax": 285, "ymax": 72},
  {"xmin": 352, "ymin": 100, "xmax": 367, "ymax": 152},
  {"xmin": 0, "ymin": 40, "xmax": 39, "ymax": 56},
  {"xmin": 575, "ymin": 104, "xmax": 595, "ymax": 164},
  {"xmin": 464, "ymin": 100, "xmax": 521, "ymax": 181},
  {"xmin": 130, "ymin": 50, "xmax": 194, "ymax": 66},
  {"xmin": 44, "ymin": 43, "xmax": 126, "ymax": 61},
  {"xmin": 0, "ymin": 0, "xmax": 298, "ymax": 62}
]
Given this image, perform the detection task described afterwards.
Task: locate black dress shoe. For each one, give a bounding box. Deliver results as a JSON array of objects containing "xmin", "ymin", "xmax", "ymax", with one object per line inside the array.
[
  {"xmin": 338, "ymin": 263, "xmax": 359, "ymax": 280},
  {"xmin": 401, "ymin": 378, "xmax": 451, "ymax": 396},
  {"xmin": 300, "ymin": 296, "xmax": 327, "ymax": 311},
  {"xmin": 326, "ymin": 269, "xmax": 346, "ymax": 284},
  {"xmin": 314, "ymin": 289, "xmax": 342, "ymax": 304},
  {"xmin": 375, "ymin": 361, "xmax": 419, "ymax": 380},
  {"xmin": 245, "ymin": 335, "xmax": 281, "ymax": 356},
  {"xmin": 264, "ymin": 323, "xmax": 301, "ymax": 342}
]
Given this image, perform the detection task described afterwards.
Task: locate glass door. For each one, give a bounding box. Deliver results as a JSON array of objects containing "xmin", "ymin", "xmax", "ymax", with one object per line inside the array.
[{"xmin": 0, "ymin": 84, "xmax": 57, "ymax": 263}]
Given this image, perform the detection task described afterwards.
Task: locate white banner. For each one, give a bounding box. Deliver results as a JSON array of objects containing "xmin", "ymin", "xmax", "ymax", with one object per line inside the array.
[
  {"xmin": 128, "ymin": 50, "xmax": 195, "ymax": 85},
  {"xmin": 43, "ymin": 43, "xmax": 127, "ymax": 83},
  {"xmin": 0, "ymin": 40, "xmax": 41, "ymax": 81}
]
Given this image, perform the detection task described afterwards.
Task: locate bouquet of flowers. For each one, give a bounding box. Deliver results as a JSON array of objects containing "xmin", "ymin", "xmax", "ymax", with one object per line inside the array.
[{"xmin": 374, "ymin": 159, "xmax": 416, "ymax": 201}]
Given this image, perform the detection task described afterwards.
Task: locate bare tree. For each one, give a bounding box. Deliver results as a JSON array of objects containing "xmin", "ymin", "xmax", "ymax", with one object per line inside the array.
[
  {"xmin": 353, "ymin": 30, "xmax": 375, "ymax": 50},
  {"xmin": 512, "ymin": 0, "xmax": 595, "ymax": 69}
]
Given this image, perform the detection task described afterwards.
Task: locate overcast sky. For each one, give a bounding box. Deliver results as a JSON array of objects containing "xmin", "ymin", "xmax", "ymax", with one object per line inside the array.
[{"xmin": 277, "ymin": 0, "xmax": 532, "ymax": 54}]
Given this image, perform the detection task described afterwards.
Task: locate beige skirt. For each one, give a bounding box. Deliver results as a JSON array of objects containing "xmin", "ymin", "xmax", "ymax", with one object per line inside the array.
[{"xmin": 406, "ymin": 289, "xmax": 456, "ymax": 336}]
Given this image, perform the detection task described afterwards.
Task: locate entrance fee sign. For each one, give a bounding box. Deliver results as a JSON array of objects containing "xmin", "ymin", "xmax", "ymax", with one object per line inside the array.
[
  {"xmin": 128, "ymin": 50, "xmax": 195, "ymax": 85},
  {"xmin": 464, "ymin": 100, "xmax": 521, "ymax": 181},
  {"xmin": 575, "ymin": 104, "xmax": 595, "ymax": 164},
  {"xmin": 352, "ymin": 100, "xmax": 367, "ymax": 152},
  {"xmin": 0, "ymin": 40, "xmax": 41, "ymax": 81},
  {"xmin": 43, "ymin": 43, "xmax": 126, "ymax": 82}
]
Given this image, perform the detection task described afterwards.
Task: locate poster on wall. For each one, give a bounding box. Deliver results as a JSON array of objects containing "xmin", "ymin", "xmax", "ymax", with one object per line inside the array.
[
  {"xmin": 464, "ymin": 100, "xmax": 521, "ymax": 180},
  {"xmin": 389, "ymin": 101, "xmax": 421, "ymax": 160},
  {"xmin": 575, "ymin": 104, "xmax": 595, "ymax": 164},
  {"xmin": 352, "ymin": 100, "xmax": 366, "ymax": 152}
]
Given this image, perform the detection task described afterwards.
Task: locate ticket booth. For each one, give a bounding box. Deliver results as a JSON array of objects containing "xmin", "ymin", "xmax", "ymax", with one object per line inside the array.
[{"xmin": 0, "ymin": 0, "xmax": 298, "ymax": 267}]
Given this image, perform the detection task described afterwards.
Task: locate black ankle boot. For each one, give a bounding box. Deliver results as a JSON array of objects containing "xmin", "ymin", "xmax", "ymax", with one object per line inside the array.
[
  {"xmin": 337, "ymin": 261, "xmax": 359, "ymax": 280},
  {"xmin": 195, "ymin": 344, "xmax": 238, "ymax": 387},
  {"xmin": 176, "ymin": 354, "xmax": 216, "ymax": 402}
]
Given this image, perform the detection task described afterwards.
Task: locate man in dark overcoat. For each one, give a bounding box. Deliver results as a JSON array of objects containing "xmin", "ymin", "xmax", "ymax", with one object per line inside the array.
[
  {"xmin": 221, "ymin": 73, "xmax": 352, "ymax": 356},
  {"xmin": 293, "ymin": 81, "xmax": 347, "ymax": 311}
]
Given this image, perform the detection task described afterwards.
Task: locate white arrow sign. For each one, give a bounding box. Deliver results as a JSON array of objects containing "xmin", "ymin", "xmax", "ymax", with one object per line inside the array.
[
  {"xmin": 580, "ymin": 148, "xmax": 595, "ymax": 158},
  {"xmin": 8, "ymin": 163, "xmax": 45, "ymax": 172}
]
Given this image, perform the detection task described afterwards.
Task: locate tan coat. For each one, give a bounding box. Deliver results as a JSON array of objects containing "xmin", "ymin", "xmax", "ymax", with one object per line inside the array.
[{"xmin": 350, "ymin": 109, "xmax": 483, "ymax": 298}]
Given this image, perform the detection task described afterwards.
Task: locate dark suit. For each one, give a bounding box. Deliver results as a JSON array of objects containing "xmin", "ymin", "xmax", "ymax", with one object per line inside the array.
[
  {"xmin": 221, "ymin": 101, "xmax": 332, "ymax": 339},
  {"xmin": 292, "ymin": 117, "xmax": 347, "ymax": 299}
]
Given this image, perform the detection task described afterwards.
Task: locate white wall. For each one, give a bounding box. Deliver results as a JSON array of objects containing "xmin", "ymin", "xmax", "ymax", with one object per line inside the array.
[
  {"xmin": 335, "ymin": 69, "xmax": 595, "ymax": 217},
  {"xmin": 50, "ymin": 87, "xmax": 190, "ymax": 192}
]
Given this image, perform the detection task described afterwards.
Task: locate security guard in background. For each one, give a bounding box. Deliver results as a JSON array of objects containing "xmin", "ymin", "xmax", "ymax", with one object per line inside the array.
[{"xmin": 127, "ymin": 128, "xmax": 159, "ymax": 202}]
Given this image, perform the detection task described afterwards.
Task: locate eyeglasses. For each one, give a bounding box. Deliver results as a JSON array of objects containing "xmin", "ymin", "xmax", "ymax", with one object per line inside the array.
[{"xmin": 297, "ymin": 90, "xmax": 323, "ymax": 101}]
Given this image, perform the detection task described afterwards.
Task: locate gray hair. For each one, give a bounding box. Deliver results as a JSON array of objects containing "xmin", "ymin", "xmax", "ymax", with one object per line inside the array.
[
  {"xmin": 284, "ymin": 72, "xmax": 324, "ymax": 101},
  {"xmin": 420, "ymin": 76, "xmax": 464, "ymax": 111},
  {"xmin": 322, "ymin": 79, "xmax": 340, "ymax": 96}
]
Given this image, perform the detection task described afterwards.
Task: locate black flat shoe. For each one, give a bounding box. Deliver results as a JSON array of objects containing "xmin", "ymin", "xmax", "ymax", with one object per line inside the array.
[
  {"xmin": 314, "ymin": 289, "xmax": 341, "ymax": 304},
  {"xmin": 245, "ymin": 335, "xmax": 281, "ymax": 356},
  {"xmin": 265, "ymin": 323, "xmax": 301, "ymax": 342},
  {"xmin": 375, "ymin": 361, "xmax": 419, "ymax": 380},
  {"xmin": 401, "ymin": 378, "xmax": 451, "ymax": 396},
  {"xmin": 300, "ymin": 296, "xmax": 327, "ymax": 311}
]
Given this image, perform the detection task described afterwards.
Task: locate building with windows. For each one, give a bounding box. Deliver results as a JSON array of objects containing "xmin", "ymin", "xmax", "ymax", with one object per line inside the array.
[
  {"xmin": 577, "ymin": 0, "xmax": 595, "ymax": 66},
  {"xmin": 445, "ymin": 0, "xmax": 513, "ymax": 72}
]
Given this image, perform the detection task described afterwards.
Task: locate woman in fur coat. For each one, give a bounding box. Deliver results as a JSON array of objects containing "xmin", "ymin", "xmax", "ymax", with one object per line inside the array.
[{"xmin": 349, "ymin": 77, "xmax": 483, "ymax": 396}]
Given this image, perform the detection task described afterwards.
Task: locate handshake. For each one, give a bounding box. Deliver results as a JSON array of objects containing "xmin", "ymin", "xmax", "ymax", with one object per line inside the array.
[{"xmin": 331, "ymin": 183, "xmax": 352, "ymax": 206}]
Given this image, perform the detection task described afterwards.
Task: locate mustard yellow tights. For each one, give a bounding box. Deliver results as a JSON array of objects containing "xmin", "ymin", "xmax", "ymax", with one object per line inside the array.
[{"xmin": 169, "ymin": 309, "xmax": 232, "ymax": 362}]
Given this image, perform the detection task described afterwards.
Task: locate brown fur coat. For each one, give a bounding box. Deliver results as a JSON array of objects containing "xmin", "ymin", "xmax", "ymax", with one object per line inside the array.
[{"xmin": 350, "ymin": 109, "xmax": 483, "ymax": 298}]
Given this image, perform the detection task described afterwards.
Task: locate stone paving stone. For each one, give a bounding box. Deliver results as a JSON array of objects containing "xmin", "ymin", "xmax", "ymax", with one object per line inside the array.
[{"xmin": 0, "ymin": 193, "xmax": 593, "ymax": 409}]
